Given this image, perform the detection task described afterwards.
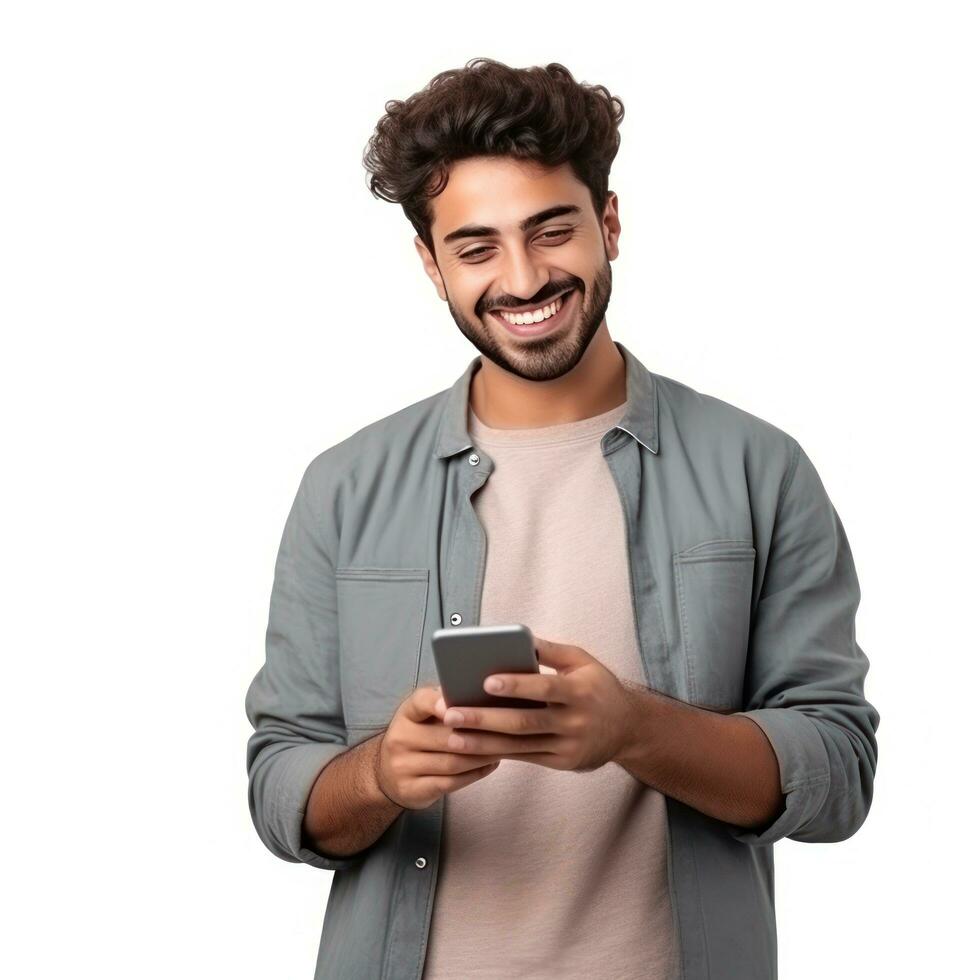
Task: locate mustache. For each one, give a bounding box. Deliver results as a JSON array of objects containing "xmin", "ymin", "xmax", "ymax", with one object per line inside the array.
[{"xmin": 482, "ymin": 283, "xmax": 580, "ymax": 314}]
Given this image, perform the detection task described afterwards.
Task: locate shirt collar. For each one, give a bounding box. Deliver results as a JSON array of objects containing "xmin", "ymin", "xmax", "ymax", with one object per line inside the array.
[{"xmin": 433, "ymin": 339, "xmax": 660, "ymax": 459}]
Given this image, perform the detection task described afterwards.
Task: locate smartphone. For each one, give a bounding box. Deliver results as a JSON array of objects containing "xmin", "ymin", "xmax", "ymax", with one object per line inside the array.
[{"xmin": 432, "ymin": 623, "xmax": 547, "ymax": 710}]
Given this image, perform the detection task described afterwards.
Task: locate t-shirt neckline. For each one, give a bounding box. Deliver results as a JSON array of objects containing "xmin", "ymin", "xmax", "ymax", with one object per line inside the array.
[{"xmin": 467, "ymin": 399, "xmax": 629, "ymax": 447}]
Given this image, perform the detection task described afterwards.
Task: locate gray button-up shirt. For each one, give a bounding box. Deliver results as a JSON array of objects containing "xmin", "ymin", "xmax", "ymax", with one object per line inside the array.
[{"xmin": 245, "ymin": 340, "xmax": 879, "ymax": 979}]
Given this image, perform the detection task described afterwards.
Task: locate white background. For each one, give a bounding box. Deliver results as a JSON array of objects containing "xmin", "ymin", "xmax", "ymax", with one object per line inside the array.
[{"xmin": 3, "ymin": 2, "xmax": 976, "ymax": 977}]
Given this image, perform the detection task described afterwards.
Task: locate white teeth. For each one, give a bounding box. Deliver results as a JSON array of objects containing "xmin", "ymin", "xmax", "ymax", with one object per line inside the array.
[{"xmin": 499, "ymin": 292, "xmax": 566, "ymax": 325}]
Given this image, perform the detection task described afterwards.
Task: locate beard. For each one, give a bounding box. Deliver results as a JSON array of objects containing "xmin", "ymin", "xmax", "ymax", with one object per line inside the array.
[{"xmin": 445, "ymin": 255, "xmax": 613, "ymax": 383}]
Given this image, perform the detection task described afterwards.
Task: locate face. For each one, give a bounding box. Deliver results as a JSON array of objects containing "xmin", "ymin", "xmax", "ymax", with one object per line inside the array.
[{"xmin": 415, "ymin": 157, "xmax": 621, "ymax": 382}]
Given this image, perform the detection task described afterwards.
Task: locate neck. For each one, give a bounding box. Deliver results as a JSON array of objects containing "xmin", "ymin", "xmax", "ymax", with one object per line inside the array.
[{"xmin": 469, "ymin": 329, "xmax": 627, "ymax": 429}]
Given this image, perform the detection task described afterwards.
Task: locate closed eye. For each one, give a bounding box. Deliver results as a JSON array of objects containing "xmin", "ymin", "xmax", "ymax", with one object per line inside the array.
[{"xmin": 461, "ymin": 229, "xmax": 572, "ymax": 261}]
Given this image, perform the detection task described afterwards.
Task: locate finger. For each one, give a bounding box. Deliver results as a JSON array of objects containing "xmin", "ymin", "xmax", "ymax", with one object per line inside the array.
[
  {"xmin": 409, "ymin": 712, "xmax": 468, "ymax": 754},
  {"xmin": 443, "ymin": 704, "xmax": 561, "ymax": 735},
  {"xmin": 402, "ymin": 685, "xmax": 443, "ymax": 723},
  {"xmin": 481, "ymin": 670, "xmax": 569, "ymax": 704},
  {"xmin": 445, "ymin": 731, "xmax": 565, "ymax": 757},
  {"xmin": 497, "ymin": 752, "xmax": 560, "ymax": 768},
  {"xmin": 418, "ymin": 760, "xmax": 500, "ymax": 797},
  {"xmin": 429, "ymin": 752, "xmax": 503, "ymax": 775},
  {"xmin": 532, "ymin": 635, "xmax": 591, "ymax": 672}
]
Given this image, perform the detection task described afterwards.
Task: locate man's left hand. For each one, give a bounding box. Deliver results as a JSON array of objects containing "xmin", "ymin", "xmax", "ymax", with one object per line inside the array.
[{"xmin": 432, "ymin": 635, "xmax": 638, "ymax": 772}]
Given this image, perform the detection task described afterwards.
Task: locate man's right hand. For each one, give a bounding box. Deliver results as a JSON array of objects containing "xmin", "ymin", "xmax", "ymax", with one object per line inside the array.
[{"xmin": 373, "ymin": 685, "xmax": 502, "ymax": 810}]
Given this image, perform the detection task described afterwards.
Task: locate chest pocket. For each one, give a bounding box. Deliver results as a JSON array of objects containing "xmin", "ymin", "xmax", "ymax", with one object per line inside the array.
[
  {"xmin": 672, "ymin": 539, "xmax": 756, "ymax": 712},
  {"xmin": 335, "ymin": 567, "xmax": 429, "ymax": 731}
]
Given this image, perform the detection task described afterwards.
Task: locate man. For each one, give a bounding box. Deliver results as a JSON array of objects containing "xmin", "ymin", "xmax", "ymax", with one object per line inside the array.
[{"xmin": 245, "ymin": 58, "xmax": 879, "ymax": 980}]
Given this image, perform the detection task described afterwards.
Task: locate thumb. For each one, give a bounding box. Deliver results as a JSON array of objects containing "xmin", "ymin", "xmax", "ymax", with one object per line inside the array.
[{"xmin": 532, "ymin": 635, "xmax": 591, "ymax": 673}]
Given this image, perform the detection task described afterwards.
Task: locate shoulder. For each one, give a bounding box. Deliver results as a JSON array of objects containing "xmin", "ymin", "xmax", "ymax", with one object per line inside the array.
[
  {"xmin": 655, "ymin": 371, "xmax": 798, "ymax": 452},
  {"xmin": 302, "ymin": 384, "xmax": 448, "ymax": 491},
  {"xmin": 653, "ymin": 370, "xmax": 801, "ymax": 489}
]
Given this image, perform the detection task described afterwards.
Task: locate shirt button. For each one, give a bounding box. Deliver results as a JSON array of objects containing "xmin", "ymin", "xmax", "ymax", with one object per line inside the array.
[
  {"xmin": 450, "ymin": 613, "xmax": 462, "ymax": 626},
  {"xmin": 415, "ymin": 857, "xmax": 427, "ymax": 869},
  {"xmin": 468, "ymin": 453, "xmax": 480, "ymax": 465}
]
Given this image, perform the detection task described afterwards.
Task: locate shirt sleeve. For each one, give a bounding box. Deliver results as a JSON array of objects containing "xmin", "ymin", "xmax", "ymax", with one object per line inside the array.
[
  {"xmin": 725, "ymin": 439, "xmax": 880, "ymax": 846},
  {"xmin": 244, "ymin": 459, "xmax": 368, "ymax": 872}
]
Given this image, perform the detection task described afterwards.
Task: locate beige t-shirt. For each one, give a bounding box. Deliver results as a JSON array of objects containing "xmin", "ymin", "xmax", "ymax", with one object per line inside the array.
[{"xmin": 421, "ymin": 399, "xmax": 679, "ymax": 980}]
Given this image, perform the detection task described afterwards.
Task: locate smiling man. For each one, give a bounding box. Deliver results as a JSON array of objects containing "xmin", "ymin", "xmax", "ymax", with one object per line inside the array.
[{"xmin": 245, "ymin": 58, "xmax": 879, "ymax": 980}]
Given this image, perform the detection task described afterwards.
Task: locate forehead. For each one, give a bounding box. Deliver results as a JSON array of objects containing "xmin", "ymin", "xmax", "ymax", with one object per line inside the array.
[{"xmin": 430, "ymin": 157, "xmax": 588, "ymax": 242}]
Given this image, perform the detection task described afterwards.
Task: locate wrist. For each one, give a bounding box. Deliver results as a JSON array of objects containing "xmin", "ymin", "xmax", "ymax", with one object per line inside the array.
[
  {"xmin": 369, "ymin": 730, "xmax": 406, "ymax": 810},
  {"xmin": 613, "ymin": 681, "xmax": 645, "ymax": 766}
]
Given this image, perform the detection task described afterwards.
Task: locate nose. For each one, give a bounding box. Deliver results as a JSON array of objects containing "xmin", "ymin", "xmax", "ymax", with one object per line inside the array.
[{"xmin": 496, "ymin": 248, "xmax": 553, "ymax": 309}]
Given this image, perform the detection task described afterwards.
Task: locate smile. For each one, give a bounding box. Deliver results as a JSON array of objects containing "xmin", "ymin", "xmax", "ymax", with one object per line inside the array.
[{"xmin": 488, "ymin": 288, "xmax": 577, "ymax": 338}]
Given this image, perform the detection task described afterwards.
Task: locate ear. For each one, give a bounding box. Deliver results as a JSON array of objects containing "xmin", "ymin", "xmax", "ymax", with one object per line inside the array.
[
  {"xmin": 415, "ymin": 235, "xmax": 448, "ymax": 302},
  {"xmin": 601, "ymin": 191, "xmax": 621, "ymax": 262}
]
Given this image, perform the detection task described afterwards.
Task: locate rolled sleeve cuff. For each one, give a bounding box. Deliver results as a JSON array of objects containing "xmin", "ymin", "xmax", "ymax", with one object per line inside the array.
[
  {"xmin": 725, "ymin": 707, "xmax": 832, "ymax": 846},
  {"xmin": 265, "ymin": 741, "xmax": 364, "ymax": 872}
]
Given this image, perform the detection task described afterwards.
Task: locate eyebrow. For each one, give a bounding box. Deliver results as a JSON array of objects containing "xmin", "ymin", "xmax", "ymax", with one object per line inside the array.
[{"xmin": 442, "ymin": 204, "xmax": 582, "ymax": 246}]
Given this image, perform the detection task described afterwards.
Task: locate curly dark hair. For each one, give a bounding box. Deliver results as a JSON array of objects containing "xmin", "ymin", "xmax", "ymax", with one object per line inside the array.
[{"xmin": 362, "ymin": 58, "xmax": 625, "ymax": 259}]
